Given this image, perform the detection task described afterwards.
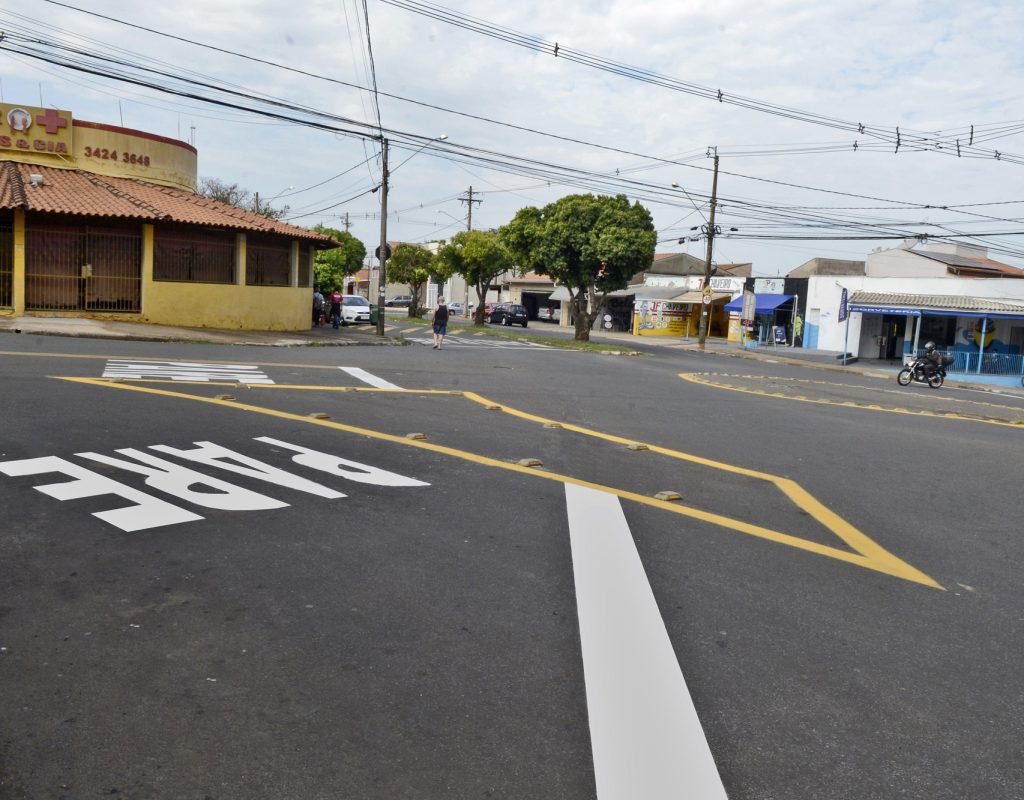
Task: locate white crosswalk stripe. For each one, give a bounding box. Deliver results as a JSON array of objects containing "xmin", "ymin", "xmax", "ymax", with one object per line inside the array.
[
  {"xmin": 102, "ymin": 360, "xmax": 275, "ymax": 384},
  {"xmin": 405, "ymin": 335, "xmax": 553, "ymax": 349}
]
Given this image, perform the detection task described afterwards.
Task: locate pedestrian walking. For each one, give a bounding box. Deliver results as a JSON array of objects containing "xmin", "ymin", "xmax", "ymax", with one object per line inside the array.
[{"xmin": 432, "ymin": 297, "xmax": 449, "ymax": 349}]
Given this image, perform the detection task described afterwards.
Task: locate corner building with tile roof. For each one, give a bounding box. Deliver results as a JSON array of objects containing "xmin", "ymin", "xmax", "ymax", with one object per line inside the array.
[{"xmin": 0, "ymin": 103, "xmax": 336, "ymax": 331}]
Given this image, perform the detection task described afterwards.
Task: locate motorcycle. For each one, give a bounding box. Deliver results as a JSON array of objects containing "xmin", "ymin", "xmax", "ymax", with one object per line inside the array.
[{"xmin": 897, "ymin": 357, "xmax": 947, "ymax": 389}]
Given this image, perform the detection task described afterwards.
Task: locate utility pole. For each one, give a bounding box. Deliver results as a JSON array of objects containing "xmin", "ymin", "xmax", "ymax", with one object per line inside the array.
[
  {"xmin": 375, "ymin": 138, "xmax": 389, "ymax": 337},
  {"xmin": 459, "ymin": 185, "xmax": 482, "ymax": 230},
  {"xmin": 341, "ymin": 212, "xmax": 351, "ymax": 232},
  {"xmin": 698, "ymin": 152, "xmax": 720, "ymax": 352},
  {"xmin": 459, "ymin": 186, "xmax": 482, "ymax": 316}
]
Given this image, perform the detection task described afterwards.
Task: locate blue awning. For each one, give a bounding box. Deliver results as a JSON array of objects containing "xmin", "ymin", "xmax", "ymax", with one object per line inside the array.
[{"xmin": 724, "ymin": 293, "xmax": 793, "ymax": 314}]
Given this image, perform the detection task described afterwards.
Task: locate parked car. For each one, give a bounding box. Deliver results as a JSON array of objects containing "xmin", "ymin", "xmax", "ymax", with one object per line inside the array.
[
  {"xmin": 536, "ymin": 306, "xmax": 560, "ymax": 323},
  {"xmin": 341, "ymin": 294, "xmax": 371, "ymax": 324},
  {"xmin": 488, "ymin": 302, "xmax": 529, "ymax": 328},
  {"xmin": 447, "ymin": 301, "xmax": 466, "ymax": 316},
  {"xmin": 385, "ymin": 295, "xmax": 413, "ymax": 307}
]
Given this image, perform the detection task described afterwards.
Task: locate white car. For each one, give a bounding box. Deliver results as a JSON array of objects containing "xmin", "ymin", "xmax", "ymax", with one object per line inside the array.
[{"xmin": 341, "ymin": 295, "xmax": 372, "ymax": 325}]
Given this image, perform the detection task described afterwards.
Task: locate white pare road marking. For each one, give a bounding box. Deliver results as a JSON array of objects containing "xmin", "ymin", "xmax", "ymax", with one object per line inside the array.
[
  {"xmin": 337, "ymin": 366, "xmax": 402, "ymax": 390},
  {"xmin": 0, "ymin": 438, "xmax": 429, "ymax": 532},
  {"xmin": 103, "ymin": 360, "xmax": 274, "ymax": 384},
  {"xmin": 565, "ymin": 483, "xmax": 728, "ymax": 800}
]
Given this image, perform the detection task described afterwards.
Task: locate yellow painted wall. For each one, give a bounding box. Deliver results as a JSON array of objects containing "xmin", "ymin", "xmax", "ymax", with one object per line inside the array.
[
  {"xmin": 71, "ymin": 122, "xmax": 197, "ymax": 191},
  {"xmin": 142, "ymin": 280, "xmax": 310, "ymax": 330}
]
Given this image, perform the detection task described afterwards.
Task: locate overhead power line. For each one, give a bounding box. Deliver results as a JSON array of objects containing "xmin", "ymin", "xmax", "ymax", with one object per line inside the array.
[
  {"xmin": 5, "ymin": 10, "xmax": 1024, "ymax": 259},
  {"xmin": 380, "ymin": 0, "xmax": 1024, "ymax": 167}
]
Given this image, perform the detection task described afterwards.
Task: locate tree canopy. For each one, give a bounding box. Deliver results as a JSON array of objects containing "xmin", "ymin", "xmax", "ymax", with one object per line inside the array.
[
  {"xmin": 388, "ymin": 243, "xmax": 435, "ymax": 317},
  {"xmin": 312, "ymin": 226, "xmax": 367, "ymax": 292},
  {"xmin": 500, "ymin": 193, "xmax": 656, "ymax": 340},
  {"xmin": 197, "ymin": 177, "xmax": 290, "ymax": 220},
  {"xmin": 433, "ymin": 230, "xmax": 515, "ymax": 325}
]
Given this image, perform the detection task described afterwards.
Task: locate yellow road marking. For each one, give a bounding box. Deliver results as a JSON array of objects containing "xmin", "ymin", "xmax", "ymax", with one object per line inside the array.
[
  {"xmin": 680, "ymin": 372, "xmax": 1024, "ymax": 429},
  {"xmin": 55, "ymin": 376, "xmax": 942, "ymax": 589}
]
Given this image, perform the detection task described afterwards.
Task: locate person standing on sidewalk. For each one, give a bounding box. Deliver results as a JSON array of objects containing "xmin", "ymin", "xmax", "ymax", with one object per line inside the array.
[
  {"xmin": 329, "ymin": 288, "xmax": 343, "ymax": 329},
  {"xmin": 312, "ymin": 287, "xmax": 324, "ymax": 328},
  {"xmin": 431, "ymin": 297, "xmax": 449, "ymax": 349}
]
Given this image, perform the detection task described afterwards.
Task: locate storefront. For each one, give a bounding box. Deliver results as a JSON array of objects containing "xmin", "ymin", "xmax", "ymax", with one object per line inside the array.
[
  {"xmin": 847, "ymin": 291, "xmax": 1024, "ymax": 381},
  {"xmin": 724, "ymin": 293, "xmax": 795, "ymax": 345},
  {"xmin": 1, "ymin": 102, "xmax": 336, "ymax": 331}
]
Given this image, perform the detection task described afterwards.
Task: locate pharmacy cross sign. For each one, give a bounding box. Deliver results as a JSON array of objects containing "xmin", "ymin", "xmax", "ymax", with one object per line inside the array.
[{"xmin": 35, "ymin": 108, "xmax": 68, "ymax": 134}]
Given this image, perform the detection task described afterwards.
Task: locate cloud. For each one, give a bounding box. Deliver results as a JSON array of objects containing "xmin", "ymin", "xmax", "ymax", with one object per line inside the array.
[{"xmin": 2, "ymin": 0, "xmax": 1023, "ymax": 272}]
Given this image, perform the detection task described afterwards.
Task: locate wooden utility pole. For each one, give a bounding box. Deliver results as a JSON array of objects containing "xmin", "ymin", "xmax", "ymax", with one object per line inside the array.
[
  {"xmin": 375, "ymin": 138, "xmax": 389, "ymax": 337},
  {"xmin": 459, "ymin": 186, "xmax": 482, "ymax": 316},
  {"xmin": 459, "ymin": 186, "xmax": 482, "ymax": 230},
  {"xmin": 698, "ymin": 153, "xmax": 720, "ymax": 351},
  {"xmin": 342, "ymin": 212, "xmax": 351, "ymax": 232}
]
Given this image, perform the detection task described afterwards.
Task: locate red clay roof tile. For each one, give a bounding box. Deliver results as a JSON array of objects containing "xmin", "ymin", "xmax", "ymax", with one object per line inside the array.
[{"xmin": 0, "ymin": 163, "xmax": 336, "ymax": 246}]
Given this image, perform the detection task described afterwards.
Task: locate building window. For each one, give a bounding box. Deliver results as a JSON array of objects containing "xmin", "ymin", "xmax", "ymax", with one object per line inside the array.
[
  {"xmin": 299, "ymin": 245, "xmax": 313, "ymax": 288},
  {"xmin": 154, "ymin": 225, "xmax": 235, "ymax": 283},
  {"xmin": 0, "ymin": 217, "xmax": 12, "ymax": 308},
  {"xmin": 246, "ymin": 234, "xmax": 291, "ymax": 286}
]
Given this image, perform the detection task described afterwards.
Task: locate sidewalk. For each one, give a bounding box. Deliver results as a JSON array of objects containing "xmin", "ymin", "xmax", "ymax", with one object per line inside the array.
[{"xmin": 0, "ymin": 314, "xmax": 401, "ymax": 347}]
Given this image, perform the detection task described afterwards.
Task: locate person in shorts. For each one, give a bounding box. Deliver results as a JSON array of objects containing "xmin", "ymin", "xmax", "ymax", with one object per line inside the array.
[{"xmin": 432, "ymin": 297, "xmax": 449, "ymax": 349}]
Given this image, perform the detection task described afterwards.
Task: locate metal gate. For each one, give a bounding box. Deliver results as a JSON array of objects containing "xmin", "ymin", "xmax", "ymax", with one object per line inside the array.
[{"xmin": 25, "ymin": 220, "xmax": 141, "ymax": 312}]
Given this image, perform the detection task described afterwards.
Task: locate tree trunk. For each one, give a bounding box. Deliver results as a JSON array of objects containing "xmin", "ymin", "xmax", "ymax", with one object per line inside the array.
[
  {"xmin": 572, "ymin": 293, "xmax": 591, "ymax": 341},
  {"xmin": 473, "ymin": 283, "xmax": 488, "ymax": 326}
]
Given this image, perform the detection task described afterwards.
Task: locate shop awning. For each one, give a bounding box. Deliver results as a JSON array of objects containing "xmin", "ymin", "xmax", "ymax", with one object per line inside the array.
[
  {"xmin": 674, "ymin": 291, "xmax": 732, "ymax": 304},
  {"xmin": 724, "ymin": 293, "xmax": 793, "ymax": 314},
  {"xmin": 548, "ymin": 286, "xmax": 573, "ymax": 302},
  {"xmin": 848, "ymin": 291, "xmax": 1024, "ymax": 319}
]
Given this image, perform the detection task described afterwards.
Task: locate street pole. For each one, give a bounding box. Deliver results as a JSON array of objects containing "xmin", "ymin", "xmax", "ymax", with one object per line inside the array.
[
  {"xmin": 698, "ymin": 153, "xmax": 720, "ymax": 352},
  {"xmin": 459, "ymin": 186, "xmax": 482, "ymax": 317},
  {"xmin": 375, "ymin": 138, "xmax": 389, "ymax": 337}
]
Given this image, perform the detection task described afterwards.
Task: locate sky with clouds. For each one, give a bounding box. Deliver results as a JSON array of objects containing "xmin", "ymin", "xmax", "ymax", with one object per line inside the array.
[{"xmin": 2, "ymin": 0, "xmax": 1023, "ymax": 276}]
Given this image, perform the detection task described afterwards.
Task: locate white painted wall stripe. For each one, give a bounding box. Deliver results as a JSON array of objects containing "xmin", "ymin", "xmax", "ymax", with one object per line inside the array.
[
  {"xmin": 565, "ymin": 483, "xmax": 728, "ymax": 800},
  {"xmin": 337, "ymin": 366, "xmax": 402, "ymax": 390}
]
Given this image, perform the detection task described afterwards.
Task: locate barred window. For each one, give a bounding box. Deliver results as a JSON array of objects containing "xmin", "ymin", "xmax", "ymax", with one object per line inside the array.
[
  {"xmin": 153, "ymin": 225, "xmax": 236, "ymax": 283},
  {"xmin": 246, "ymin": 234, "xmax": 291, "ymax": 286},
  {"xmin": 0, "ymin": 216, "xmax": 12, "ymax": 307},
  {"xmin": 299, "ymin": 245, "xmax": 313, "ymax": 287},
  {"xmin": 25, "ymin": 218, "xmax": 141, "ymax": 312}
]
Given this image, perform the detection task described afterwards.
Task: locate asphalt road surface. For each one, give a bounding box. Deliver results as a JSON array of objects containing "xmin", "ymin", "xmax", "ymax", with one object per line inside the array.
[{"xmin": 1, "ymin": 332, "xmax": 1021, "ymax": 800}]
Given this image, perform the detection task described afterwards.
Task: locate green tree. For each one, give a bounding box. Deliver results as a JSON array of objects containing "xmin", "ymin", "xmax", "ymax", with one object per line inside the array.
[
  {"xmin": 433, "ymin": 230, "xmax": 515, "ymax": 326},
  {"xmin": 500, "ymin": 193, "xmax": 656, "ymax": 341},
  {"xmin": 388, "ymin": 243, "xmax": 434, "ymax": 318},
  {"xmin": 312, "ymin": 225, "xmax": 367, "ymax": 292},
  {"xmin": 197, "ymin": 177, "xmax": 290, "ymax": 220}
]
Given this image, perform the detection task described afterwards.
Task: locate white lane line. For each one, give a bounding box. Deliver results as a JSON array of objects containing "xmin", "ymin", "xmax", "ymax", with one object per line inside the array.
[
  {"xmin": 337, "ymin": 366, "xmax": 402, "ymax": 390},
  {"xmin": 565, "ymin": 483, "xmax": 728, "ymax": 800}
]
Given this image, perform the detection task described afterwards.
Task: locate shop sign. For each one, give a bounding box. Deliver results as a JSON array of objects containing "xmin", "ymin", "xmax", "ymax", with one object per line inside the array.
[
  {"xmin": 713, "ymin": 276, "xmax": 741, "ymax": 291},
  {"xmin": 0, "ymin": 103, "xmax": 73, "ymax": 156},
  {"xmin": 633, "ymin": 299, "xmax": 690, "ymax": 336},
  {"xmin": 741, "ymin": 290, "xmax": 756, "ymax": 323},
  {"xmin": 754, "ymin": 278, "xmax": 785, "ymax": 294}
]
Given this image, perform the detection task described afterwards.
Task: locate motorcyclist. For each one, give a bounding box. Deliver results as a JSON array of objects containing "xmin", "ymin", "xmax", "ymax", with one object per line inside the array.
[{"xmin": 922, "ymin": 341, "xmax": 943, "ymax": 378}]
